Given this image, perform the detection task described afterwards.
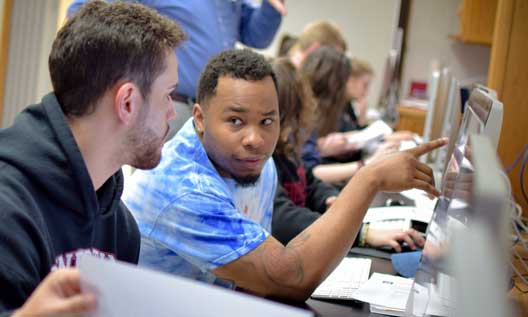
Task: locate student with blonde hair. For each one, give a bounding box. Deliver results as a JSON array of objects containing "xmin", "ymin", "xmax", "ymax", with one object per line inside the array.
[
  {"xmin": 342, "ymin": 58, "xmax": 375, "ymax": 131},
  {"xmin": 288, "ymin": 21, "xmax": 347, "ymax": 67}
]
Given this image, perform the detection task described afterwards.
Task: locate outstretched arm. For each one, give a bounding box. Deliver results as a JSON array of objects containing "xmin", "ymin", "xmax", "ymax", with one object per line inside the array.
[{"xmin": 213, "ymin": 138, "xmax": 447, "ymax": 301}]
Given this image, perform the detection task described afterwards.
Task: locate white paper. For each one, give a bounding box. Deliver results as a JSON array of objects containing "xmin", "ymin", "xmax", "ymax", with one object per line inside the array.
[
  {"xmin": 79, "ymin": 256, "xmax": 313, "ymax": 317},
  {"xmin": 400, "ymin": 189, "xmax": 438, "ymax": 211},
  {"xmin": 351, "ymin": 273, "xmax": 413, "ymax": 311},
  {"xmin": 346, "ymin": 120, "xmax": 393, "ymax": 147},
  {"xmin": 311, "ymin": 258, "xmax": 371, "ymax": 299},
  {"xmin": 370, "ymin": 304, "xmax": 405, "ymax": 316},
  {"xmin": 399, "ymin": 140, "xmax": 417, "ymax": 151}
]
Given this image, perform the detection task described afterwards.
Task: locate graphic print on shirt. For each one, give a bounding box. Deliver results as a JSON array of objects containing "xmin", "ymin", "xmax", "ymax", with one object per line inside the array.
[{"xmin": 51, "ymin": 248, "xmax": 115, "ymax": 270}]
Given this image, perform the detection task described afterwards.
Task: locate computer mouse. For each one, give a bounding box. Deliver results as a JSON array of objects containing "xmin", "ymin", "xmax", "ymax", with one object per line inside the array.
[
  {"xmin": 386, "ymin": 198, "xmax": 405, "ymax": 207},
  {"xmin": 379, "ymin": 241, "xmax": 422, "ymax": 253}
]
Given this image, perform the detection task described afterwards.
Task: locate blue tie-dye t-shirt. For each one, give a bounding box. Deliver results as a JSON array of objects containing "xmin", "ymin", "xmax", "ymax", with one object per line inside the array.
[{"xmin": 122, "ymin": 119, "xmax": 277, "ymax": 284}]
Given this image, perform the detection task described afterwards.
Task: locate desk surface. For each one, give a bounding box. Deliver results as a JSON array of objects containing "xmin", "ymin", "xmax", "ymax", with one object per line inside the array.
[
  {"xmin": 288, "ymin": 245, "xmax": 528, "ymax": 317},
  {"xmin": 304, "ymin": 254, "xmax": 396, "ymax": 317}
]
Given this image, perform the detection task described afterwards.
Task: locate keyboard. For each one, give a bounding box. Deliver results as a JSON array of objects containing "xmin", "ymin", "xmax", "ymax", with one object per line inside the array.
[
  {"xmin": 363, "ymin": 206, "xmax": 434, "ymax": 229},
  {"xmin": 311, "ymin": 257, "xmax": 372, "ymax": 300}
]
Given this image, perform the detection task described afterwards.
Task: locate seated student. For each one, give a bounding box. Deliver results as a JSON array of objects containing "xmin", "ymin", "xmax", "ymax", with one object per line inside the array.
[
  {"xmin": 302, "ymin": 47, "xmax": 410, "ymax": 185},
  {"xmin": 271, "ymin": 57, "xmax": 424, "ymax": 251},
  {"xmin": 300, "ymin": 46, "xmax": 370, "ymax": 183},
  {"xmin": 276, "ymin": 33, "xmax": 299, "ymax": 57},
  {"xmin": 338, "ymin": 57, "xmax": 413, "ymax": 146},
  {"xmin": 341, "ymin": 57, "xmax": 374, "ymax": 132},
  {"xmin": 288, "ymin": 21, "xmax": 348, "ymax": 68},
  {"xmin": 288, "ymin": 23, "xmax": 410, "ymax": 177},
  {"xmin": 319, "ymin": 57, "xmax": 411, "ymax": 166},
  {"xmin": 0, "ymin": 2, "xmax": 185, "ymax": 315},
  {"xmin": 123, "ymin": 48, "xmax": 446, "ymax": 301}
]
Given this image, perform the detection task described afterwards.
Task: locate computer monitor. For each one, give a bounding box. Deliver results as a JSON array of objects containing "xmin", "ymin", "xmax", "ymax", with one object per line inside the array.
[
  {"xmin": 448, "ymin": 134, "xmax": 511, "ymax": 317},
  {"xmin": 377, "ymin": 49, "xmax": 399, "ymax": 125},
  {"xmin": 466, "ymin": 85, "xmax": 503, "ymax": 149},
  {"xmin": 424, "ymin": 68, "xmax": 451, "ymax": 163},
  {"xmin": 422, "ymin": 70, "xmax": 440, "ymax": 144},
  {"xmin": 431, "ymin": 77, "xmax": 461, "ymax": 178},
  {"xmin": 404, "ymin": 134, "xmax": 512, "ymax": 317},
  {"xmin": 429, "ymin": 85, "xmax": 503, "ymax": 190},
  {"xmin": 378, "ymin": 27, "xmax": 404, "ymax": 126}
]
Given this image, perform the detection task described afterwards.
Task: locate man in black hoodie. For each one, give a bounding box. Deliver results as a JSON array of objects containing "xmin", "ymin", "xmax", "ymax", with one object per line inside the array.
[{"xmin": 0, "ymin": 1, "xmax": 185, "ymax": 316}]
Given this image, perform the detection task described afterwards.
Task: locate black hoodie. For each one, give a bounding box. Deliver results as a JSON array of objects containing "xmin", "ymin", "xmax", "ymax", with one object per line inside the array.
[{"xmin": 0, "ymin": 93, "xmax": 140, "ymax": 313}]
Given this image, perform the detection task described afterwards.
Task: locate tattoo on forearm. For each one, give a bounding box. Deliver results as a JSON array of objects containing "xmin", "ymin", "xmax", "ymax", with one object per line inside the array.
[{"xmin": 261, "ymin": 232, "xmax": 311, "ymax": 287}]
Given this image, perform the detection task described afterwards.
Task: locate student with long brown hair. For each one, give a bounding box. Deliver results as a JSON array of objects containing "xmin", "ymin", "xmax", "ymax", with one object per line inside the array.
[
  {"xmin": 299, "ymin": 47, "xmax": 376, "ymax": 184},
  {"xmin": 341, "ymin": 58, "xmax": 375, "ymax": 131},
  {"xmin": 339, "ymin": 57, "xmax": 413, "ymax": 143},
  {"xmin": 271, "ymin": 57, "xmax": 425, "ymax": 251}
]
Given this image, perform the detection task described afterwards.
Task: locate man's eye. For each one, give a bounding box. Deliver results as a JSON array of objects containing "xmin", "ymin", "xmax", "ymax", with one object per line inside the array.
[
  {"xmin": 231, "ymin": 118, "xmax": 243, "ymax": 126},
  {"xmin": 262, "ymin": 118, "xmax": 274, "ymax": 125}
]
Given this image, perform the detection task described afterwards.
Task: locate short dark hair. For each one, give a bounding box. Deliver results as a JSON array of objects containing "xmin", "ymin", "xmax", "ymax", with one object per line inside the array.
[
  {"xmin": 49, "ymin": 0, "xmax": 186, "ymax": 117},
  {"xmin": 197, "ymin": 49, "xmax": 277, "ymax": 105}
]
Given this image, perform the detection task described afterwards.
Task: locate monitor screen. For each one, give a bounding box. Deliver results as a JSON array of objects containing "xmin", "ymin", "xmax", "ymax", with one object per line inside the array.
[
  {"xmin": 440, "ymin": 90, "xmax": 489, "ymax": 197},
  {"xmin": 422, "ymin": 70, "xmax": 440, "ymax": 143},
  {"xmin": 377, "ymin": 50, "xmax": 399, "ymax": 124},
  {"xmin": 433, "ymin": 78, "xmax": 462, "ymax": 189},
  {"xmin": 405, "ymin": 131, "xmax": 510, "ymax": 317},
  {"xmin": 405, "ymin": 92, "xmax": 491, "ymax": 316}
]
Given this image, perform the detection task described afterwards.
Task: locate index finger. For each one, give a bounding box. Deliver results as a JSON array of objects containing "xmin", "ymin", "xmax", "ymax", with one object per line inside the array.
[{"xmin": 407, "ymin": 137, "xmax": 448, "ymax": 157}]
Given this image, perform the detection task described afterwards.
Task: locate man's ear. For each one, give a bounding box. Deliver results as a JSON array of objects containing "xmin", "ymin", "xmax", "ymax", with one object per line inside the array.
[
  {"xmin": 192, "ymin": 103, "xmax": 205, "ymax": 136},
  {"xmin": 114, "ymin": 82, "xmax": 141, "ymax": 125}
]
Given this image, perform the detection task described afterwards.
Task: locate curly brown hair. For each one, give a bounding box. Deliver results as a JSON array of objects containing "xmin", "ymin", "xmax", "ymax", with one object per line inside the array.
[
  {"xmin": 272, "ymin": 58, "xmax": 317, "ymax": 161},
  {"xmin": 301, "ymin": 46, "xmax": 351, "ymax": 137}
]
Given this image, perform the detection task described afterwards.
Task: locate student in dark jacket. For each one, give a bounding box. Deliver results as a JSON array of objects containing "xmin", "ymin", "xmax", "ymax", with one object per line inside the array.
[
  {"xmin": 0, "ymin": 2, "xmax": 185, "ymax": 316},
  {"xmin": 271, "ymin": 58, "xmax": 425, "ymax": 252}
]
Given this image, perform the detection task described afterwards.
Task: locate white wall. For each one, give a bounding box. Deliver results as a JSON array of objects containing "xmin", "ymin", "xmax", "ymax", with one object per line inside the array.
[
  {"xmin": 2, "ymin": 0, "xmax": 58, "ymax": 127},
  {"xmin": 1, "ymin": 0, "xmax": 490, "ymax": 127},
  {"xmin": 400, "ymin": 0, "xmax": 491, "ymax": 97},
  {"xmin": 255, "ymin": 0, "xmax": 400, "ymax": 108}
]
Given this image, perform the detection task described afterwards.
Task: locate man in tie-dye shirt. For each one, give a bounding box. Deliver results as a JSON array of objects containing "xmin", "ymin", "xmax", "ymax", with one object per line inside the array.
[{"xmin": 123, "ymin": 49, "xmax": 447, "ymax": 301}]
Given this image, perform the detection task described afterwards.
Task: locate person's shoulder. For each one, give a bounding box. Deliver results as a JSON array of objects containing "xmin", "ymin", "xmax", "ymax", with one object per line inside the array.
[
  {"xmin": 0, "ymin": 161, "xmax": 37, "ymax": 211},
  {"xmin": 263, "ymin": 156, "xmax": 278, "ymax": 179},
  {"xmin": 0, "ymin": 165, "xmax": 46, "ymax": 246},
  {"xmin": 123, "ymin": 156, "xmax": 231, "ymax": 214}
]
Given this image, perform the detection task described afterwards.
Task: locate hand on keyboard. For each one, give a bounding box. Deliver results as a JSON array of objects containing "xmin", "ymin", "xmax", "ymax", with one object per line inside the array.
[{"xmin": 365, "ymin": 228, "xmax": 425, "ymax": 253}]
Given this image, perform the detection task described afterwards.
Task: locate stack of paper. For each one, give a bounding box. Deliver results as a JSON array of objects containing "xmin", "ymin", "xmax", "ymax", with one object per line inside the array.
[
  {"xmin": 346, "ymin": 120, "xmax": 393, "ymax": 148},
  {"xmin": 311, "ymin": 257, "xmax": 371, "ymax": 299},
  {"xmin": 351, "ymin": 273, "xmax": 413, "ymax": 316}
]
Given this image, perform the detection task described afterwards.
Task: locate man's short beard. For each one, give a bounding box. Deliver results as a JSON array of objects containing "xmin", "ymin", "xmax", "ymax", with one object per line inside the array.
[
  {"xmin": 125, "ymin": 101, "xmax": 164, "ymax": 170},
  {"xmin": 231, "ymin": 173, "xmax": 261, "ymax": 187}
]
